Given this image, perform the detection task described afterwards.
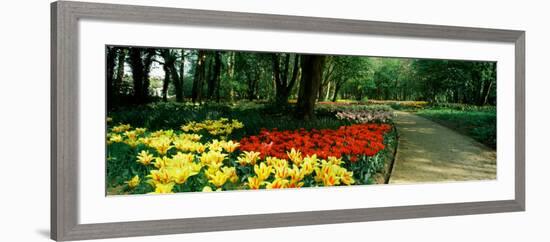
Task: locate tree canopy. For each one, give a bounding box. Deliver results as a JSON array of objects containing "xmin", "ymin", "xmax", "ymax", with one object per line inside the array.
[{"xmin": 106, "ymin": 46, "xmax": 497, "ymax": 118}]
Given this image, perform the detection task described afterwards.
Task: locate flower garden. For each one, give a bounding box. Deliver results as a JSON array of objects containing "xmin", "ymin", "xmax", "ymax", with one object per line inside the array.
[{"xmin": 106, "ymin": 102, "xmax": 397, "ymax": 195}]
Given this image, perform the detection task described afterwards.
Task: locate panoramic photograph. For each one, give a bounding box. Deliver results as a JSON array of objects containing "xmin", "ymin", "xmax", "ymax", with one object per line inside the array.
[{"xmin": 105, "ymin": 46, "xmax": 497, "ymax": 195}]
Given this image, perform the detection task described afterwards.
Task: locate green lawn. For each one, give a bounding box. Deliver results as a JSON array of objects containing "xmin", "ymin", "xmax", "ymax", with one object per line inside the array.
[{"xmin": 416, "ymin": 108, "xmax": 496, "ymax": 149}]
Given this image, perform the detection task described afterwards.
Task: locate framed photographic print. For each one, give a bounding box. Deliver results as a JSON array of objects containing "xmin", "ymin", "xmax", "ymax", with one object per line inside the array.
[{"xmin": 51, "ymin": 1, "xmax": 525, "ymax": 241}]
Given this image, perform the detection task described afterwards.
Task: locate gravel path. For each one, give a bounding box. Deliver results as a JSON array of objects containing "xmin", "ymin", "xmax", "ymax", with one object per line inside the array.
[{"xmin": 389, "ymin": 111, "xmax": 496, "ymax": 184}]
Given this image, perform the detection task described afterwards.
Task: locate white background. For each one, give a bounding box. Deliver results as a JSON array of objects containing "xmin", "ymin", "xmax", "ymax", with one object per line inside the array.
[{"xmin": 1, "ymin": 0, "xmax": 548, "ymax": 241}]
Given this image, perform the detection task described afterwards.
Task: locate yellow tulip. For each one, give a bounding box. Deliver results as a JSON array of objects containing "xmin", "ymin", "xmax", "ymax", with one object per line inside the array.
[
  {"xmin": 220, "ymin": 140, "xmax": 240, "ymax": 153},
  {"xmin": 125, "ymin": 138, "xmax": 140, "ymax": 148},
  {"xmin": 339, "ymin": 170, "xmax": 355, "ymax": 185},
  {"xmin": 208, "ymin": 171, "xmax": 229, "ymax": 188},
  {"xmin": 208, "ymin": 140, "xmax": 223, "ymax": 152},
  {"xmin": 124, "ymin": 130, "xmax": 137, "ymax": 140},
  {"xmin": 178, "ymin": 133, "xmax": 202, "ymax": 142},
  {"xmin": 124, "ymin": 175, "xmax": 140, "ymax": 188},
  {"xmin": 138, "ymin": 137, "xmax": 152, "ymax": 146},
  {"xmin": 327, "ymin": 156, "xmax": 343, "ymax": 166},
  {"xmin": 231, "ymin": 120, "xmax": 244, "ymax": 129},
  {"xmin": 288, "ymin": 165, "xmax": 304, "ymax": 184},
  {"xmin": 247, "ymin": 177, "xmax": 264, "ymax": 189},
  {"xmin": 322, "ymin": 173, "xmax": 340, "ymax": 186},
  {"xmin": 300, "ymin": 158, "xmax": 316, "ymax": 176},
  {"xmin": 205, "ymin": 166, "xmax": 219, "ymax": 179},
  {"xmin": 109, "ymin": 134, "xmax": 123, "ymax": 143},
  {"xmin": 153, "ymin": 156, "xmax": 172, "ymax": 169},
  {"xmin": 287, "ymin": 148, "xmax": 303, "ymax": 166},
  {"xmin": 200, "ymin": 151, "xmax": 227, "ymax": 166},
  {"xmin": 236, "ymin": 151, "xmax": 260, "ymax": 166},
  {"xmin": 170, "ymin": 167, "xmax": 198, "ymax": 184},
  {"xmin": 254, "ymin": 163, "xmax": 273, "ymax": 181},
  {"xmin": 173, "ymin": 139, "xmax": 194, "ymax": 152},
  {"xmin": 202, "ymin": 186, "xmax": 213, "ymax": 192},
  {"xmin": 171, "ymin": 152, "xmax": 195, "ymax": 168},
  {"xmin": 273, "ymin": 166, "xmax": 290, "ymax": 179},
  {"xmin": 188, "ymin": 162, "xmax": 203, "ymax": 174},
  {"xmin": 221, "ymin": 166, "xmax": 238, "ymax": 183},
  {"xmin": 147, "ymin": 168, "xmax": 172, "ymax": 184},
  {"xmin": 134, "ymin": 127, "xmax": 147, "ymax": 134},
  {"xmin": 112, "ymin": 124, "xmax": 131, "ymax": 133},
  {"xmin": 271, "ymin": 158, "xmax": 289, "ymax": 170},
  {"xmin": 150, "ymin": 136, "xmax": 172, "ymax": 155},
  {"xmin": 288, "ymin": 180, "xmax": 304, "ymax": 188},
  {"xmin": 193, "ymin": 143, "xmax": 207, "ymax": 153},
  {"xmin": 265, "ymin": 178, "xmax": 289, "ymax": 189},
  {"xmin": 150, "ymin": 182, "xmax": 175, "ymax": 194},
  {"xmin": 314, "ymin": 163, "xmax": 341, "ymax": 186},
  {"xmin": 136, "ymin": 150, "xmax": 154, "ymax": 165}
]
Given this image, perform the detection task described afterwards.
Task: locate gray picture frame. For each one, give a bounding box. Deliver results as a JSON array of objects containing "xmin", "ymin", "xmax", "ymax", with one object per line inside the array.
[{"xmin": 51, "ymin": 1, "xmax": 525, "ymax": 241}]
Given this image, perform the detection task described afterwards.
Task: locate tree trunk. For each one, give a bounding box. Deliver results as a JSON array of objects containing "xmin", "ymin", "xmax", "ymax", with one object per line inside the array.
[
  {"xmin": 160, "ymin": 49, "xmax": 183, "ymax": 102},
  {"xmin": 332, "ymin": 82, "xmax": 342, "ymax": 102},
  {"xmin": 106, "ymin": 47, "xmax": 117, "ymax": 105},
  {"xmin": 318, "ymin": 84, "xmax": 325, "ymax": 102},
  {"xmin": 480, "ymin": 80, "xmax": 494, "ymax": 106},
  {"xmin": 128, "ymin": 48, "xmax": 145, "ymax": 104},
  {"xmin": 325, "ymin": 81, "xmax": 332, "ymax": 101},
  {"xmin": 142, "ymin": 49, "xmax": 155, "ymax": 102},
  {"xmin": 180, "ymin": 49, "xmax": 185, "ymax": 99},
  {"xmin": 272, "ymin": 54, "xmax": 300, "ymax": 105},
  {"xmin": 114, "ymin": 48, "xmax": 126, "ymax": 97},
  {"xmin": 296, "ymin": 55, "xmax": 325, "ymax": 120},
  {"xmin": 318, "ymin": 58, "xmax": 334, "ymax": 102},
  {"xmin": 207, "ymin": 51, "xmax": 222, "ymax": 102},
  {"xmin": 170, "ymin": 64, "xmax": 183, "ymax": 102},
  {"xmin": 162, "ymin": 60, "xmax": 170, "ymax": 102},
  {"xmin": 192, "ymin": 50, "xmax": 207, "ymax": 104},
  {"xmin": 227, "ymin": 52, "xmax": 236, "ymax": 102}
]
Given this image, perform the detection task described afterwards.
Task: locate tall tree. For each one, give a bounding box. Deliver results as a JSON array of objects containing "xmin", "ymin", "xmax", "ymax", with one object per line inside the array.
[
  {"xmin": 192, "ymin": 50, "xmax": 207, "ymax": 104},
  {"xmin": 106, "ymin": 47, "xmax": 117, "ymax": 104},
  {"xmin": 207, "ymin": 51, "xmax": 223, "ymax": 101},
  {"xmin": 272, "ymin": 53, "xmax": 300, "ymax": 105},
  {"xmin": 128, "ymin": 48, "xmax": 155, "ymax": 104},
  {"xmin": 179, "ymin": 49, "xmax": 185, "ymax": 99},
  {"xmin": 114, "ymin": 48, "xmax": 126, "ymax": 97},
  {"xmin": 331, "ymin": 57, "xmax": 368, "ymax": 102},
  {"xmin": 159, "ymin": 50, "xmax": 171, "ymax": 102},
  {"xmin": 159, "ymin": 49, "xmax": 184, "ymax": 102},
  {"xmin": 296, "ymin": 55, "xmax": 325, "ymax": 120},
  {"xmin": 318, "ymin": 56, "xmax": 335, "ymax": 101}
]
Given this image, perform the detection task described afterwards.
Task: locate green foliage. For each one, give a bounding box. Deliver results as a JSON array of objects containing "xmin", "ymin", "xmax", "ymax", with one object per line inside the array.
[
  {"xmin": 108, "ymin": 102, "xmax": 354, "ymax": 141},
  {"xmin": 417, "ymin": 108, "xmax": 496, "ymax": 149}
]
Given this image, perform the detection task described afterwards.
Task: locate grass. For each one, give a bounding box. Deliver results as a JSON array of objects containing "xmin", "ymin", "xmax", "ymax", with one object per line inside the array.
[{"xmin": 416, "ymin": 108, "xmax": 496, "ymax": 149}]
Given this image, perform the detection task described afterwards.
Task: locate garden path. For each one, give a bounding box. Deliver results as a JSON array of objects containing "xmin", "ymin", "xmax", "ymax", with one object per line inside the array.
[{"xmin": 388, "ymin": 111, "xmax": 496, "ymax": 184}]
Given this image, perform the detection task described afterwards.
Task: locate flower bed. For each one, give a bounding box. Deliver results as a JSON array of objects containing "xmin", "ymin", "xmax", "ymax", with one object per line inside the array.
[
  {"xmin": 335, "ymin": 110, "xmax": 393, "ymax": 123},
  {"xmin": 239, "ymin": 124, "xmax": 391, "ymax": 161},
  {"xmin": 106, "ymin": 118, "xmax": 394, "ymax": 195}
]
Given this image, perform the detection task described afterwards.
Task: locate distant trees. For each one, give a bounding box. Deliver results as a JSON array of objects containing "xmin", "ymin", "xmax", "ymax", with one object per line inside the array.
[
  {"xmin": 106, "ymin": 45, "xmax": 497, "ymax": 112},
  {"xmin": 413, "ymin": 60, "xmax": 496, "ymax": 105}
]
